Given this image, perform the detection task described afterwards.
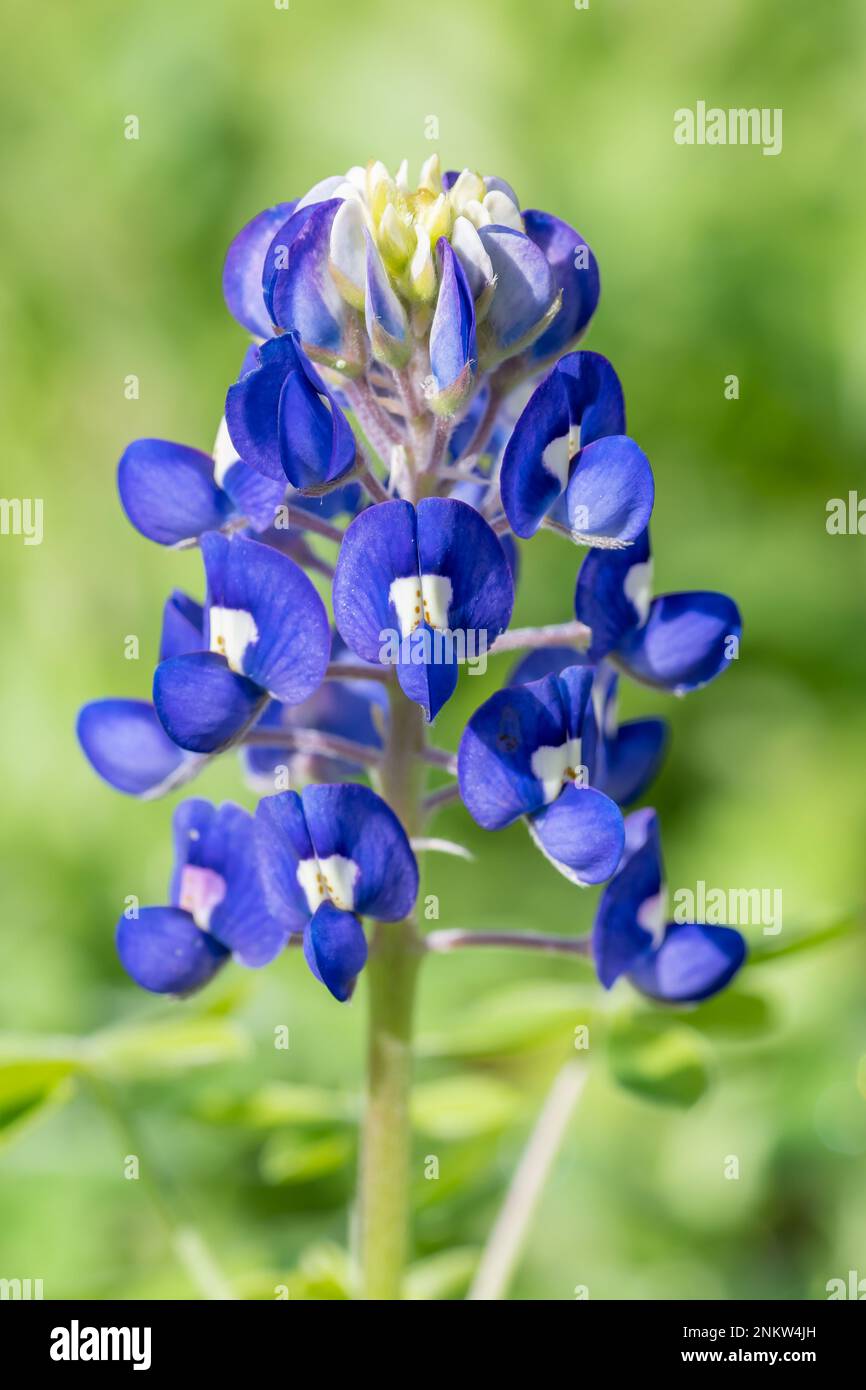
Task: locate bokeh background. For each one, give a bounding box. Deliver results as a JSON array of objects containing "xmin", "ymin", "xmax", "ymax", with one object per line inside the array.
[{"xmin": 1, "ymin": 0, "xmax": 864, "ymax": 1300}]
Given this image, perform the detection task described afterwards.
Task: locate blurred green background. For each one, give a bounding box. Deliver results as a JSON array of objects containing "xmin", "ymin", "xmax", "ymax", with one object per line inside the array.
[{"xmin": 1, "ymin": 0, "xmax": 865, "ymax": 1300}]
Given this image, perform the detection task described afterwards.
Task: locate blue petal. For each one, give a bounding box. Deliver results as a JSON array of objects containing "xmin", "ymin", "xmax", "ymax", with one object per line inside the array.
[
  {"xmin": 600, "ymin": 718, "xmax": 669, "ymax": 807},
  {"xmin": 458, "ymin": 678, "xmax": 571, "ymax": 829},
  {"xmin": 268, "ymin": 200, "xmax": 364, "ymax": 372},
  {"xmin": 242, "ymin": 678, "xmax": 386, "ymax": 788},
  {"xmin": 558, "ymin": 435, "xmax": 654, "ymax": 546},
  {"xmin": 300, "ymin": 782, "xmax": 419, "ymax": 922},
  {"xmin": 153, "ymin": 650, "xmax": 267, "ymax": 753},
  {"xmin": 395, "ymin": 625, "xmax": 460, "ymax": 722},
  {"xmin": 527, "ymin": 783, "xmax": 625, "ymax": 886},
  {"xmin": 225, "ymin": 336, "xmax": 302, "ymax": 481},
  {"xmin": 303, "ymin": 902, "xmax": 368, "ymax": 1002},
  {"xmin": 500, "ymin": 352, "xmax": 627, "ymax": 538},
  {"xmin": 617, "ymin": 591, "xmax": 742, "ymax": 694},
  {"xmin": 277, "ymin": 342, "xmax": 356, "ymax": 489},
  {"xmin": 262, "ymin": 202, "xmax": 329, "ymax": 322},
  {"xmin": 159, "ymin": 590, "xmax": 204, "ymax": 661},
  {"xmin": 254, "ymin": 791, "xmax": 316, "ymax": 933},
  {"xmin": 220, "ymin": 459, "xmax": 286, "ymax": 533},
  {"xmin": 332, "ymin": 499, "xmax": 418, "ymax": 664},
  {"xmin": 223, "ymin": 201, "xmax": 296, "ymax": 338},
  {"xmin": 507, "ymin": 645, "xmax": 584, "ymax": 684},
  {"xmin": 476, "ymin": 225, "xmax": 556, "ymax": 359},
  {"xmin": 592, "ymin": 806, "xmax": 663, "ymax": 986},
  {"xmin": 628, "ymin": 922, "xmax": 746, "ymax": 1003},
  {"xmin": 416, "ymin": 497, "xmax": 514, "ymax": 642},
  {"xmin": 574, "ymin": 528, "xmax": 651, "ymax": 659},
  {"xmin": 201, "ymin": 532, "xmax": 331, "ymax": 702},
  {"xmin": 117, "ymin": 439, "xmax": 230, "ymax": 546},
  {"xmin": 428, "ymin": 238, "xmax": 477, "ymax": 414},
  {"xmin": 365, "ymin": 231, "xmax": 410, "ymax": 366},
  {"xmin": 116, "ymin": 906, "xmax": 228, "ymax": 995},
  {"xmin": 77, "ymin": 699, "xmax": 196, "ymax": 798},
  {"xmin": 522, "ymin": 210, "xmax": 600, "ymax": 364}
]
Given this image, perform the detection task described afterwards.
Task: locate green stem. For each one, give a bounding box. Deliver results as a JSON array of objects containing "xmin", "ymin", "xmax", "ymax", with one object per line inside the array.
[{"xmin": 358, "ymin": 688, "xmax": 426, "ymax": 1299}]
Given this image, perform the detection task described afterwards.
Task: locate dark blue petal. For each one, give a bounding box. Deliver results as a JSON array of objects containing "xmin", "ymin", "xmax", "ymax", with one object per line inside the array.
[
  {"xmin": 277, "ymin": 344, "xmax": 356, "ymax": 489},
  {"xmin": 116, "ymin": 906, "xmax": 228, "ymax": 995},
  {"xmin": 522, "ymin": 210, "xmax": 600, "ymax": 363},
  {"xmin": 154, "ymin": 650, "xmax": 267, "ymax": 754},
  {"xmin": 201, "ymin": 532, "xmax": 331, "ymax": 702},
  {"xmin": 428, "ymin": 238, "xmax": 477, "ymax": 414},
  {"xmin": 416, "ymin": 497, "xmax": 514, "ymax": 642},
  {"xmin": 301, "ymin": 782, "xmax": 419, "ymax": 922},
  {"xmin": 159, "ymin": 590, "xmax": 204, "ymax": 661},
  {"xmin": 220, "ymin": 459, "xmax": 285, "ymax": 533},
  {"xmin": 332, "ymin": 499, "xmax": 418, "ymax": 664},
  {"xmin": 617, "ymin": 591, "xmax": 742, "ymax": 694},
  {"xmin": 528, "ymin": 783, "xmax": 625, "ymax": 886},
  {"xmin": 225, "ymin": 335, "xmax": 302, "ymax": 481},
  {"xmin": 117, "ymin": 439, "xmax": 231, "ymax": 546},
  {"xmin": 574, "ymin": 528, "xmax": 652, "ymax": 659},
  {"xmin": 628, "ymin": 922, "xmax": 746, "ymax": 1003},
  {"xmin": 559, "ymin": 435, "xmax": 654, "ymax": 546},
  {"xmin": 223, "ymin": 201, "xmax": 296, "ymax": 338},
  {"xmin": 394, "ymin": 625, "xmax": 460, "ymax": 722},
  {"xmin": 76, "ymin": 699, "xmax": 196, "ymax": 798},
  {"xmin": 262, "ymin": 202, "xmax": 327, "ymax": 319},
  {"xmin": 303, "ymin": 902, "xmax": 368, "ymax": 1002},
  {"xmin": 592, "ymin": 806, "xmax": 663, "ymax": 986},
  {"xmin": 600, "ymin": 718, "xmax": 669, "ymax": 806},
  {"xmin": 269, "ymin": 200, "xmax": 364, "ymax": 373},
  {"xmin": 254, "ymin": 791, "xmax": 316, "ymax": 932},
  {"xmin": 458, "ymin": 680, "xmax": 569, "ymax": 829},
  {"xmin": 507, "ymin": 645, "xmax": 583, "ymax": 685}
]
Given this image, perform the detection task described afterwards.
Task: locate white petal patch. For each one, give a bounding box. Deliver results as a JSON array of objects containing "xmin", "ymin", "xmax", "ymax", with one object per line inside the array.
[
  {"xmin": 329, "ymin": 198, "xmax": 367, "ymax": 296},
  {"xmin": 209, "ymin": 606, "xmax": 259, "ymax": 674},
  {"xmin": 540, "ymin": 431, "xmax": 575, "ymax": 492},
  {"xmin": 624, "ymin": 561, "xmax": 653, "ymax": 627},
  {"xmin": 482, "ymin": 190, "xmax": 523, "ymax": 231},
  {"xmin": 451, "ymin": 216, "xmax": 495, "ymax": 298},
  {"xmin": 530, "ymin": 737, "xmax": 584, "ymax": 804},
  {"xmin": 212, "ymin": 416, "xmax": 240, "ymax": 489},
  {"xmin": 297, "ymin": 854, "xmax": 359, "ymax": 913},
  {"xmin": 388, "ymin": 573, "xmax": 453, "ymax": 635},
  {"xmin": 637, "ymin": 888, "xmax": 668, "ymax": 949},
  {"xmin": 177, "ymin": 864, "xmax": 227, "ymax": 930}
]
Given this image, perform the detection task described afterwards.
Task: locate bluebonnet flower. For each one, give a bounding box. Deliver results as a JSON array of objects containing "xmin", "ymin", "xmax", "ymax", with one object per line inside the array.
[
  {"xmin": 117, "ymin": 798, "xmax": 285, "ymax": 995},
  {"xmin": 78, "ymin": 591, "xmax": 206, "ymax": 797},
  {"xmin": 255, "ymin": 784, "xmax": 419, "ymax": 1000},
  {"xmin": 332, "ymin": 497, "xmax": 514, "ymax": 721},
  {"xmin": 153, "ymin": 532, "xmax": 331, "ymax": 753},
  {"xmin": 458, "ymin": 664, "xmax": 625, "ymax": 885},
  {"xmin": 575, "ymin": 527, "xmax": 742, "ymax": 693},
  {"xmin": 593, "ymin": 808, "xmax": 746, "ymax": 1002},
  {"xmin": 500, "ymin": 350, "xmax": 654, "ymax": 545},
  {"xmin": 508, "ymin": 649, "xmax": 668, "ymax": 808}
]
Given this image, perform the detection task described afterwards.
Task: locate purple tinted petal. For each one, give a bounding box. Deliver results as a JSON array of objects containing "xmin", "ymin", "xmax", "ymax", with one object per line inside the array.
[
  {"xmin": 116, "ymin": 906, "xmax": 228, "ymax": 995},
  {"xmin": 523, "ymin": 210, "xmax": 600, "ymax": 363},
  {"xmin": 117, "ymin": 439, "xmax": 230, "ymax": 546},
  {"xmin": 618, "ymin": 591, "xmax": 742, "ymax": 694},
  {"xmin": 476, "ymin": 225, "xmax": 556, "ymax": 357},
  {"xmin": 428, "ymin": 238, "xmax": 477, "ymax": 413},
  {"xmin": 201, "ymin": 532, "xmax": 331, "ymax": 703},
  {"xmin": 154, "ymin": 650, "xmax": 267, "ymax": 754},
  {"xmin": 77, "ymin": 699, "xmax": 196, "ymax": 798},
  {"xmin": 225, "ymin": 336, "xmax": 299, "ymax": 481},
  {"xmin": 269, "ymin": 201, "xmax": 363, "ymax": 372},
  {"xmin": 528, "ymin": 783, "xmax": 625, "ymax": 886},
  {"xmin": 220, "ymin": 459, "xmax": 285, "ymax": 533},
  {"xmin": 300, "ymin": 782, "xmax": 419, "ymax": 922},
  {"xmin": 629, "ymin": 922, "xmax": 746, "ymax": 1003},
  {"xmin": 562, "ymin": 435, "xmax": 654, "ymax": 546},
  {"xmin": 277, "ymin": 345, "xmax": 356, "ymax": 489},
  {"xmin": 303, "ymin": 902, "xmax": 368, "ymax": 1002},
  {"xmin": 592, "ymin": 806, "xmax": 663, "ymax": 986},
  {"xmin": 223, "ymin": 201, "xmax": 296, "ymax": 338},
  {"xmin": 159, "ymin": 590, "xmax": 205, "ymax": 661}
]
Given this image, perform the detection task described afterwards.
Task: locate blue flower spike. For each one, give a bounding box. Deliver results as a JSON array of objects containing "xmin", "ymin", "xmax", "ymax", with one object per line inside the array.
[
  {"xmin": 153, "ymin": 532, "xmax": 331, "ymax": 754},
  {"xmin": 256, "ymin": 784, "xmax": 419, "ymax": 1000},
  {"xmin": 593, "ymin": 808, "xmax": 746, "ymax": 1002}
]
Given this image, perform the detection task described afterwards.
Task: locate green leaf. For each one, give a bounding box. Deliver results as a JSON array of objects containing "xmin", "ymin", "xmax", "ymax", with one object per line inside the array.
[
  {"xmin": 91, "ymin": 1016, "xmax": 251, "ymax": 1078},
  {"xmin": 405, "ymin": 1247, "xmax": 479, "ymax": 1300},
  {"xmin": 608, "ymin": 1013, "xmax": 712, "ymax": 1108},
  {"xmin": 412, "ymin": 1074, "xmax": 522, "ymax": 1140},
  {"xmin": 0, "ymin": 1059, "xmax": 77, "ymax": 1148},
  {"xmin": 417, "ymin": 982, "xmax": 593, "ymax": 1060},
  {"xmin": 259, "ymin": 1131, "xmax": 353, "ymax": 1185},
  {"xmin": 197, "ymin": 1082, "xmax": 354, "ymax": 1128}
]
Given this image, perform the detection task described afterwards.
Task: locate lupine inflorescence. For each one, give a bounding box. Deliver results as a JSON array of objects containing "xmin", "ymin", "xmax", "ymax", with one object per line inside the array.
[{"xmin": 79, "ymin": 155, "xmax": 745, "ymax": 1005}]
